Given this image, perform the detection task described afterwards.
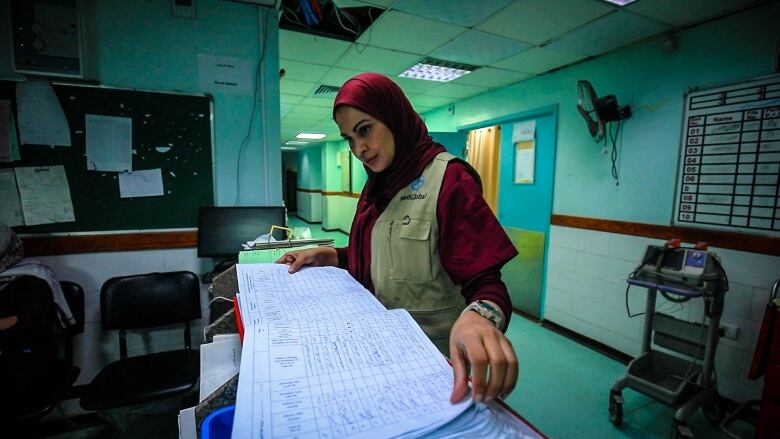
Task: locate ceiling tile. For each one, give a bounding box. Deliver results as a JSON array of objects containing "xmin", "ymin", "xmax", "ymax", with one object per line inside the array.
[
  {"xmin": 356, "ymin": 10, "xmax": 466, "ymax": 55},
  {"xmin": 413, "ymin": 105, "xmax": 435, "ymax": 113},
  {"xmin": 293, "ymin": 105, "xmax": 333, "ymax": 117},
  {"xmin": 544, "ymin": 10, "xmax": 670, "ymax": 57},
  {"xmin": 626, "ymin": 0, "xmax": 759, "ymax": 27},
  {"xmin": 279, "ymin": 29, "xmax": 351, "ymax": 65},
  {"xmin": 280, "ymin": 79, "xmax": 317, "ymax": 96},
  {"xmin": 394, "ymin": 76, "xmax": 443, "ymax": 94},
  {"xmin": 476, "ymin": 0, "xmax": 615, "ymax": 45},
  {"xmin": 450, "ymin": 67, "xmax": 532, "ymax": 88},
  {"xmin": 320, "ymin": 67, "xmax": 365, "ymax": 87},
  {"xmin": 336, "ymin": 46, "xmax": 421, "ymax": 75},
  {"xmin": 280, "ymin": 93, "xmax": 304, "ymax": 105},
  {"xmin": 279, "ymin": 59, "xmax": 331, "ymax": 83},
  {"xmin": 299, "ymin": 96, "xmax": 336, "ymax": 108},
  {"xmin": 422, "ymin": 83, "xmax": 488, "ymax": 99},
  {"xmin": 409, "ymin": 94, "xmax": 456, "ymax": 108},
  {"xmin": 358, "ymin": 0, "xmax": 396, "ymax": 7},
  {"xmin": 430, "ymin": 30, "xmax": 532, "ymax": 66},
  {"xmin": 492, "ymin": 47, "xmax": 586, "ymax": 74},
  {"xmin": 391, "ymin": 0, "xmax": 513, "ymax": 27}
]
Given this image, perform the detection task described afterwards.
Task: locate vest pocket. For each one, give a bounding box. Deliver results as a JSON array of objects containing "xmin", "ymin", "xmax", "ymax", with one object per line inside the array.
[{"xmin": 390, "ymin": 219, "xmax": 433, "ymax": 282}]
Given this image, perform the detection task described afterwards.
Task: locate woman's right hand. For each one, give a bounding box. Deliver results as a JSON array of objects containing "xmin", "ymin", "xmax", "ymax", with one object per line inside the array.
[{"xmin": 276, "ymin": 246, "xmax": 339, "ymax": 273}]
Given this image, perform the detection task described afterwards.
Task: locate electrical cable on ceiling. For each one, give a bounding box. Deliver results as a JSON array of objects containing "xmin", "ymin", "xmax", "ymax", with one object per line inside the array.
[
  {"xmin": 327, "ymin": 0, "xmax": 357, "ymax": 34},
  {"xmin": 233, "ymin": 6, "xmax": 273, "ymax": 206},
  {"xmin": 309, "ymin": 0, "xmax": 322, "ymax": 20},
  {"xmin": 299, "ymin": 0, "xmax": 318, "ymax": 25},
  {"xmin": 282, "ymin": 6, "xmax": 306, "ymax": 27},
  {"xmin": 354, "ymin": 7, "xmax": 374, "ymax": 54}
]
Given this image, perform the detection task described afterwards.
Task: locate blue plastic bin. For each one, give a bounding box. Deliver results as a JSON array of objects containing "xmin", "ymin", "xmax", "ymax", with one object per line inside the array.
[{"xmin": 201, "ymin": 405, "xmax": 235, "ymax": 439}]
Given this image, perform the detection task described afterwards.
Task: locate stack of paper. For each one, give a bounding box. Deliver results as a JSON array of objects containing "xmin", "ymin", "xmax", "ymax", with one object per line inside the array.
[{"xmin": 232, "ymin": 264, "xmax": 543, "ymax": 439}]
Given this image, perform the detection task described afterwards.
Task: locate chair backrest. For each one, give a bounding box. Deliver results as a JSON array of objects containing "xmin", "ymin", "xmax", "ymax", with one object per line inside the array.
[
  {"xmin": 101, "ymin": 271, "xmax": 201, "ymax": 359},
  {"xmin": 100, "ymin": 271, "xmax": 201, "ymax": 331}
]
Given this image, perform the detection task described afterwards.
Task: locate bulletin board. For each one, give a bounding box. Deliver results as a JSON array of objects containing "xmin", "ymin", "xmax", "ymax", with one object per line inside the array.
[
  {"xmin": 673, "ymin": 75, "xmax": 780, "ymax": 236},
  {"xmin": 0, "ymin": 80, "xmax": 214, "ymax": 233}
]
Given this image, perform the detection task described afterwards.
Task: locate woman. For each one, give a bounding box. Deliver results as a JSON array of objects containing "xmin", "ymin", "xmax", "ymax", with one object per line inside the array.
[
  {"xmin": 0, "ymin": 222, "xmax": 75, "ymax": 418},
  {"xmin": 278, "ymin": 73, "xmax": 518, "ymax": 404}
]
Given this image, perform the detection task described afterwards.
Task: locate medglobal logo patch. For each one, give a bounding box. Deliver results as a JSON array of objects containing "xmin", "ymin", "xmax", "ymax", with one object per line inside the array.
[{"xmin": 400, "ymin": 192, "xmax": 427, "ymax": 201}]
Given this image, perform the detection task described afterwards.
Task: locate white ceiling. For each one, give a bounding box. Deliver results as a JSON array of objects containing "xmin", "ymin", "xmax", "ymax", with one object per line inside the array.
[{"xmin": 278, "ymin": 0, "xmax": 765, "ymax": 147}]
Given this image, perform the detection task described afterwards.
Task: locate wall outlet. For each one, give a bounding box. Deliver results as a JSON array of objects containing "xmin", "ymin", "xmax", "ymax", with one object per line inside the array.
[{"xmin": 720, "ymin": 322, "xmax": 739, "ymax": 340}]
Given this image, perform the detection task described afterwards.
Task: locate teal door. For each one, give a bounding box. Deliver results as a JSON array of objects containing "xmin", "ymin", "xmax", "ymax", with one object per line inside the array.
[{"xmin": 496, "ymin": 111, "xmax": 557, "ymax": 318}]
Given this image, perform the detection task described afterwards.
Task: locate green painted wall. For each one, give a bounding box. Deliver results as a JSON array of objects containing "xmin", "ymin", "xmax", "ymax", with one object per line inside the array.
[
  {"xmin": 298, "ymin": 145, "xmax": 322, "ymax": 189},
  {"xmin": 0, "ymin": 0, "xmax": 282, "ymax": 207},
  {"xmin": 424, "ymin": 2, "xmax": 780, "ymax": 225}
]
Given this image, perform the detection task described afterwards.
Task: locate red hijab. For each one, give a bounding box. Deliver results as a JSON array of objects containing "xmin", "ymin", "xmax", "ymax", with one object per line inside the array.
[{"xmin": 334, "ymin": 73, "xmax": 445, "ymax": 289}]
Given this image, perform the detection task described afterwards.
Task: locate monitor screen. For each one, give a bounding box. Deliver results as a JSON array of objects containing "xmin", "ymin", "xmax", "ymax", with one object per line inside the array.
[{"xmin": 197, "ymin": 206, "xmax": 286, "ymax": 258}]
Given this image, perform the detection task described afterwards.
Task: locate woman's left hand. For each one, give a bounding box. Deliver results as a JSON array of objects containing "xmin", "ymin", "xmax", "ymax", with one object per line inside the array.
[{"xmin": 449, "ymin": 310, "xmax": 518, "ymax": 404}]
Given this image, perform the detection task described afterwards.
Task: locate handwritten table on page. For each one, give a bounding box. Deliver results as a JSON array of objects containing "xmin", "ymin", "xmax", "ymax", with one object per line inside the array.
[
  {"xmin": 235, "ymin": 264, "xmax": 387, "ymax": 326},
  {"xmin": 231, "ymin": 309, "xmax": 472, "ymax": 439},
  {"xmin": 231, "ymin": 264, "xmax": 474, "ymax": 438}
]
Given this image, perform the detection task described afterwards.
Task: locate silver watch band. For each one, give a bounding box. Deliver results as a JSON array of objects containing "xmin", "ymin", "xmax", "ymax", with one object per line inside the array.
[{"xmin": 462, "ymin": 300, "xmax": 502, "ymax": 329}]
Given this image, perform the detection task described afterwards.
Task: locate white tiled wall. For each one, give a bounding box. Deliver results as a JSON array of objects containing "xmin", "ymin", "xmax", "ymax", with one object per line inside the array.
[
  {"xmin": 544, "ymin": 225, "xmax": 778, "ymax": 402},
  {"xmin": 38, "ymin": 248, "xmax": 212, "ymax": 386}
]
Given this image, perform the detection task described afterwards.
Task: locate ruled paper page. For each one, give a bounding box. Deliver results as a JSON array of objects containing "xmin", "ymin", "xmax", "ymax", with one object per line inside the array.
[{"xmin": 231, "ymin": 309, "xmax": 472, "ymax": 439}]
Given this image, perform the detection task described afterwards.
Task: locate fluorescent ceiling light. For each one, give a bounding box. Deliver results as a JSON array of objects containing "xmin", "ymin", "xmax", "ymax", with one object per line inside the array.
[
  {"xmin": 285, "ymin": 140, "xmax": 309, "ymax": 145},
  {"xmin": 296, "ymin": 132, "xmax": 326, "ymax": 140},
  {"xmin": 281, "ymin": 146, "xmax": 296, "ymax": 151},
  {"xmin": 399, "ymin": 58, "xmax": 477, "ymax": 82},
  {"xmin": 601, "ymin": 0, "xmax": 636, "ymax": 5}
]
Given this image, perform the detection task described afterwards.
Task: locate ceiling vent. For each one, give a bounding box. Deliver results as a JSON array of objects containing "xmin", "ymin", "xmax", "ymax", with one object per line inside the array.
[{"xmin": 312, "ymin": 84, "xmax": 341, "ymax": 97}]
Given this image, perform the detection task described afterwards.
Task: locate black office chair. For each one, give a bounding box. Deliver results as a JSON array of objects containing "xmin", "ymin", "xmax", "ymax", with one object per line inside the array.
[
  {"xmin": 79, "ymin": 271, "xmax": 201, "ymax": 411},
  {"xmin": 5, "ymin": 280, "xmax": 85, "ymax": 421}
]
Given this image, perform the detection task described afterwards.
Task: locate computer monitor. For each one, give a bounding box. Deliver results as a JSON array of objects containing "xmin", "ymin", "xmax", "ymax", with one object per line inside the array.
[{"xmin": 197, "ymin": 206, "xmax": 286, "ymax": 259}]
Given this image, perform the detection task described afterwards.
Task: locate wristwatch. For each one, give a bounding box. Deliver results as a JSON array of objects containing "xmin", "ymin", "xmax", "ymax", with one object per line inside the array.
[{"xmin": 462, "ymin": 300, "xmax": 503, "ymax": 329}]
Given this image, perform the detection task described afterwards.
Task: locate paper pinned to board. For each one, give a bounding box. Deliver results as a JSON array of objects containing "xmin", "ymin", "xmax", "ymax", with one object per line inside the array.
[
  {"xmin": 0, "ymin": 169, "xmax": 24, "ymax": 226},
  {"xmin": 0, "ymin": 100, "xmax": 12, "ymax": 162},
  {"xmin": 15, "ymin": 79, "xmax": 72, "ymax": 147},
  {"xmin": 86, "ymin": 114, "xmax": 133, "ymax": 172},
  {"xmin": 14, "ymin": 165, "xmax": 75, "ymax": 225},
  {"xmin": 118, "ymin": 168, "xmax": 164, "ymax": 198},
  {"xmin": 9, "ymin": 105, "xmax": 20, "ymax": 162}
]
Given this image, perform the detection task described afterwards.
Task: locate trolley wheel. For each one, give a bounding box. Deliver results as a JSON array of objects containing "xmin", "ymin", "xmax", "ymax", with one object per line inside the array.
[
  {"xmin": 609, "ymin": 390, "xmax": 623, "ymax": 427},
  {"xmin": 670, "ymin": 420, "xmax": 693, "ymax": 439},
  {"xmin": 702, "ymin": 392, "xmax": 723, "ymax": 423}
]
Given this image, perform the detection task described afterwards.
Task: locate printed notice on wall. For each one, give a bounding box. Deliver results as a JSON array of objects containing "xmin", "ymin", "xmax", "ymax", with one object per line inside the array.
[
  {"xmin": 14, "ymin": 165, "xmax": 75, "ymax": 225},
  {"xmin": 197, "ymin": 54, "xmax": 252, "ymax": 95},
  {"xmin": 118, "ymin": 168, "xmax": 164, "ymax": 198},
  {"xmin": 512, "ymin": 120, "xmax": 536, "ymax": 143},
  {"xmin": 0, "ymin": 169, "xmax": 24, "ymax": 226},
  {"xmin": 85, "ymin": 114, "xmax": 133, "ymax": 172},
  {"xmin": 15, "ymin": 79, "xmax": 72, "ymax": 147},
  {"xmin": 514, "ymin": 140, "xmax": 535, "ymax": 184}
]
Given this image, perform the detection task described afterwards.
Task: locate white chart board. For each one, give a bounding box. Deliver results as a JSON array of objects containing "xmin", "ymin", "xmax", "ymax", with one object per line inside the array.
[{"xmin": 673, "ymin": 75, "xmax": 780, "ymax": 236}]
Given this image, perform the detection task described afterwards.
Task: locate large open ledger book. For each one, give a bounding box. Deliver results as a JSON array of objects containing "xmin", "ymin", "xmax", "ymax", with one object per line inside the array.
[{"xmin": 232, "ymin": 263, "xmax": 544, "ymax": 438}]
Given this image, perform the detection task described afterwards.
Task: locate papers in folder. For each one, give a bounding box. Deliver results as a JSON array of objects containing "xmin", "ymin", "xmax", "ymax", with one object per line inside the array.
[{"xmin": 232, "ymin": 264, "xmax": 543, "ymax": 439}]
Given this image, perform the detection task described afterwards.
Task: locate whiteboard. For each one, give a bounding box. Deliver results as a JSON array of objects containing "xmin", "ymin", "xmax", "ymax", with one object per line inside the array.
[{"xmin": 673, "ymin": 75, "xmax": 780, "ymax": 236}]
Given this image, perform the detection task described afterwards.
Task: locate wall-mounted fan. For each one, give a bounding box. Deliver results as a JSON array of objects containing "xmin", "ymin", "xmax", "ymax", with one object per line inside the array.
[{"xmin": 576, "ymin": 80, "xmax": 631, "ymax": 143}]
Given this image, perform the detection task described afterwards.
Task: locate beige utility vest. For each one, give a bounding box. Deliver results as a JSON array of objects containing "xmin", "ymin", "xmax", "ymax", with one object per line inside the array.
[{"xmin": 370, "ymin": 152, "xmax": 463, "ymax": 355}]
